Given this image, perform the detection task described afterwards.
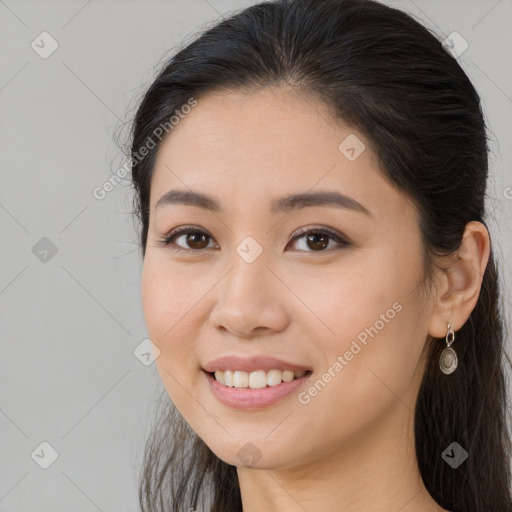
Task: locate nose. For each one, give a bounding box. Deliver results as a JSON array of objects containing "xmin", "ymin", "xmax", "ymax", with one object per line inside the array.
[{"xmin": 209, "ymin": 252, "xmax": 290, "ymax": 339}]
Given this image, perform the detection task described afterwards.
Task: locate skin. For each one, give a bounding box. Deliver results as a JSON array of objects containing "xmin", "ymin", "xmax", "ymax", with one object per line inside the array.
[{"xmin": 141, "ymin": 85, "xmax": 490, "ymax": 512}]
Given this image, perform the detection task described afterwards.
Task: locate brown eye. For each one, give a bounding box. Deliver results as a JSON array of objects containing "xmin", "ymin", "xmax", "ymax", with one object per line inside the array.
[
  {"xmin": 287, "ymin": 228, "xmax": 350, "ymax": 253},
  {"xmin": 160, "ymin": 228, "xmax": 216, "ymax": 252},
  {"xmin": 305, "ymin": 233, "xmax": 330, "ymax": 251},
  {"xmin": 182, "ymin": 231, "xmax": 210, "ymax": 250}
]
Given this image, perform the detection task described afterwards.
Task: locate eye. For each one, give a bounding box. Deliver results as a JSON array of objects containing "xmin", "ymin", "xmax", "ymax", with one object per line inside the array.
[
  {"xmin": 158, "ymin": 226, "xmax": 217, "ymax": 252},
  {"xmin": 286, "ymin": 227, "xmax": 350, "ymax": 252},
  {"xmin": 157, "ymin": 226, "xmax": 350, "ymax": 253}
]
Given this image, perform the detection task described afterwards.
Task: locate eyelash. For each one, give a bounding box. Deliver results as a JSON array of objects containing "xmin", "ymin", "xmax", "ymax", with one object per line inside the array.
[{"xmin": 157, "ymin": 225, "xmax": 351, "ymax": 254}]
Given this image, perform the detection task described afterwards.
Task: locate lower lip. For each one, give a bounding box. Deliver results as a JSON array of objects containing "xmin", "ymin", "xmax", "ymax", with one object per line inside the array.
[{"xmin": 204, "ymin": 370, "xmax": 312, "ymax": 410}]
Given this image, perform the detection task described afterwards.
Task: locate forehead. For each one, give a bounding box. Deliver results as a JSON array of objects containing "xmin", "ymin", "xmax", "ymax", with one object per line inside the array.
[
  {"xmin": 155, "ymin": 86, "xmax": 358, "ymax": 166},
  {"xmin": 150, "ymin": 86, "xmax": 411, "ymax": 221}
]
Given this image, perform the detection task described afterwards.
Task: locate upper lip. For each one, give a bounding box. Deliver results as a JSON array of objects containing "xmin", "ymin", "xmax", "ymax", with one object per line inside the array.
[{"xmin": 203, "ymin": 355, "xmax": 312, "ymax": 373}]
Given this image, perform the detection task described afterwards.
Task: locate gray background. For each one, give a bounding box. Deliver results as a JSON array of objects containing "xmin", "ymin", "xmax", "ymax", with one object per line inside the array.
[{"xmin": 1, "ymin": 0, "xmax": 511, "ymax": 510}]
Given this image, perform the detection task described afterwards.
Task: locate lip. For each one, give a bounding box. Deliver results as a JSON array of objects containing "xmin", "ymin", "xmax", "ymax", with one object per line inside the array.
[
  {"xmin": 203, "ymin": 355, "xmax": 312, "ymax": 373},
  {"xmin": 204, "ymin": 369, "xmax": 312, "ymax": 410}
]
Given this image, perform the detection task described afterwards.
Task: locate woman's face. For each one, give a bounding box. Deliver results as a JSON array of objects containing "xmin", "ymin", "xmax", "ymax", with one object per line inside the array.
[{"xmin": 141, "ymin": 86, "xmax": 434, "ymax": 469}]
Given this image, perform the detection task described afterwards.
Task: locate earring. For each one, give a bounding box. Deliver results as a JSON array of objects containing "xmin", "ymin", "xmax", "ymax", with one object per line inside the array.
[{"xmin": 439, "ymin": 323, "xmax": 457, "ymax": 375}]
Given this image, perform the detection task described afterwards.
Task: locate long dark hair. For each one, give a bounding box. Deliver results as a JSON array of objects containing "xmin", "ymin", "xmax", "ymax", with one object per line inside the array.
[{"xmin": 128, "ymin": 1, "xmax": 512, "ymax": 510}]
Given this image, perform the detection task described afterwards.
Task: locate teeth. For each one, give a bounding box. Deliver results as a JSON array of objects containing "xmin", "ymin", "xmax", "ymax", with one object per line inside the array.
[
  {"xmin": 233, "ymin": 370, "xmax": 248, "ymax": 388},
  {"xmin": 213, "ymin": 369, "xmax": 307, "ymax": 388},
  {"xmin": 223, "ymin": 370, "xmax": 234, "ymax": 387},
  {"xmin": 282, "ymin": 370, "xmax": 294, "ymax": 382},
  {"xmin": 267, "ymin": 369, "xmax": 283, "ymax": 386},
  {"xmin": 249, "ymin": 370, "xmax": 267, "ymax": 389}
]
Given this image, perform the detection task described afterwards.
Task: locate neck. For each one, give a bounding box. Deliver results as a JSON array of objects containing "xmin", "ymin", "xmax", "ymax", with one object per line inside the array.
[{"xmin": 237, "ymin": 400, "xmax": 447, "ymax": 512}]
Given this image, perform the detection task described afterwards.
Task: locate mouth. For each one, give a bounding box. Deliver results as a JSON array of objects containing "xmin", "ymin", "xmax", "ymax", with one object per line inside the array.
[{"xmin": 203, "ymin": 369, "xmax": 313, "ymax": 410}]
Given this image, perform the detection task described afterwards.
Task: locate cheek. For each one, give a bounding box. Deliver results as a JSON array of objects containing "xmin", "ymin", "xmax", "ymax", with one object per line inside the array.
[
  {"xmin": 141, "ymin": 253, "xmax": 201, "ymax": 341},
  {"xmin": 141, "ymin": 255, "xmax": 203, "ymax": 388},
  {"xmin": 294, "ymin": 248, "xmax": 427, "ymax": 405},
  {"xmin": 283, "ymin": 253, "xmax": 405, "ymax": 345},
  {"xmin": 141, "ymin": 257, "xmax": 176, "ymax": 344}
]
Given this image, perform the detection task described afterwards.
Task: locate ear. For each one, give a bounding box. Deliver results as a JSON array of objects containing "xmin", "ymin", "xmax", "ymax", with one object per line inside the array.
[{"xmin": 428, "ymin": 221, "xmax": 491, "ymax": 338}]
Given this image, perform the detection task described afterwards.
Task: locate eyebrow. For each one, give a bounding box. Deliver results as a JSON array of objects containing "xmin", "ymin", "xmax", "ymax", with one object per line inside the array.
[{"xmin": 155, "ymin": 188, "xmax": 372, "ymax": 217}]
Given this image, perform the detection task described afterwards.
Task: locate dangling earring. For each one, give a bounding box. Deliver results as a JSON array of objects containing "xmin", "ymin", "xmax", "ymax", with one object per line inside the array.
[{"xmin": 439, "ymin": 323, "xmax": 457, "ymax": 374}]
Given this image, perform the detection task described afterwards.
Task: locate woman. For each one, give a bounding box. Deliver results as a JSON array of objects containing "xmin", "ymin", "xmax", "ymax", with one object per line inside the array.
[{"xmin": 128, "ymin": 0, "xmax": 512, "ymax": 510}]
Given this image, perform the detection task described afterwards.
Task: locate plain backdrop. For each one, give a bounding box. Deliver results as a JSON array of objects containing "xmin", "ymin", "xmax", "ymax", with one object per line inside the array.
[{"xmin": 1, "ymin": 0, "xmax": 511, "ymax": 510}]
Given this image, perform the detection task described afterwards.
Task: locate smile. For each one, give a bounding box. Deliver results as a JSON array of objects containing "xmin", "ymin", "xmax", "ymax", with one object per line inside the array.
[{"xmin": 203, "ymin": 369, "xmax": 312, "ymax": 410}]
